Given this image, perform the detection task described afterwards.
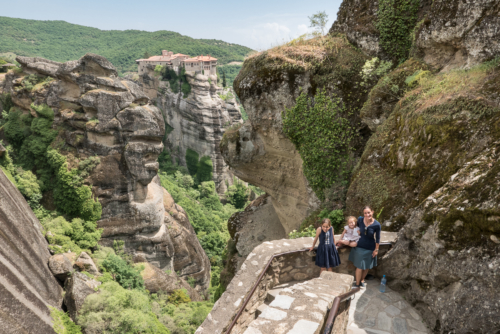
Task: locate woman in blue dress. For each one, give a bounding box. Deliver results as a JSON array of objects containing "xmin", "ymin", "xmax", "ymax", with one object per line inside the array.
[
  {"xmin": 309, "ymin": 218, "xmax": 341, "ymax": 273},
  {"xmin": 349, "ymin": 206, "xmax": 381, "ymax": 287}
]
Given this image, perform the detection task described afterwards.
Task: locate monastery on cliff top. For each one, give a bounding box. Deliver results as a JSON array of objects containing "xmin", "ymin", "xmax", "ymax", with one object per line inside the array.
[{"xmin": 136, "ymin": 50, "xmax": 217, "ymax": 75}]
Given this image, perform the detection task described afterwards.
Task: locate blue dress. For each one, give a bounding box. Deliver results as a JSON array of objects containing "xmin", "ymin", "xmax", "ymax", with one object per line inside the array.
[{"xmin": 315, "ymin": 227, "xmax": 341, "ymax": 269}]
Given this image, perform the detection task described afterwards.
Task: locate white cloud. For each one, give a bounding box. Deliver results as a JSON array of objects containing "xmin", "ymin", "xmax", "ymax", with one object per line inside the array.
[{"xmin": 297, "ymin": 24, "xmax": 310, "ymax": 35}]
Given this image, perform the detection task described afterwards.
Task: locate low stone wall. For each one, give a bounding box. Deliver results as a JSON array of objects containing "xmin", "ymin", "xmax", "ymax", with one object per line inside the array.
[{"xmin": 197, "ymin": 233, "xmax": 397, "ymax": 334}]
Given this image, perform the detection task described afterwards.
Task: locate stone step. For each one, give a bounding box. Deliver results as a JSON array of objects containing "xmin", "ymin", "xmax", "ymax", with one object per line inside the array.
[{"xmin": 243, "ymin": 272, "xmax": 353, "ymax": 334}]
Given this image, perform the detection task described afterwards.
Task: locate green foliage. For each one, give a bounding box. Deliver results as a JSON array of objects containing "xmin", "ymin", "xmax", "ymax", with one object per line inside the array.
[
  {"xmin": 101, "ymin": 253, "xmax": 144, "ymax": 290},
  {"xmin": 47, "ymin": 149, "xmax": 102, "ymax": 221},
  {"xmin": 154, "ymin": 65, "xmax": 163, "ymax": 76},
  {"xmin": 0, "ymin": 92, "xmax": 13, "ymax": 114},
  {"xmin": 360, "ymin": 57, "xmax": 393, "ymax": 85},
  {"xmin": 0, "ymin": 16, "xmax": 253, "ymax": 73},
  {"xmin": 49, "ymin": 306, "xmax": 82, "ymax": 334},
  {"xmin": 14, "ymin": 168, "xmax": 41, "ymax": 198},
  {"xmin": 222, "ymin": 70, "xmax": 226, "ymax": 88},
  {"xmin": 42, "ymin": 216, "xmax": 102, "ymax": 254},
  {"xmin": 318, "ymin": 209, "xmax": 344, "ymax": 233},
  {"xmin": 158, "ymin": 150, "xmax": 178, "ymax": 175},
  {"xmin": 405, "ymin": 69, "xmax": 431, "ymax": 87},
  {"xmin": 185, "ymin": 149, "xmax": 199, "ymax": 176},
  {"xmin": 282, "ymin": 89, "xmax": 356, "ymax": 200},
  {"xmin": 196, "ymin": 156, "xmax": 213, "ymax": 184},
  {"xmin": 376, "ymin": 0, "xmax": 420, "ymax": 63},
  {"xmin": 79, "ymin": 282, "xmax": 170, "ymax": 334},
  {"xmin": 239, "ymin": 106, "xmax": 248, "ymax": 121},
  {"xmin": 225, "ymin": 179, "xmax": 249, "ymax": 209},
  {"xmin": 217, "ymin": 64, "xmax": 242, "ymax": 88},
  {"xmin": 199, "ymin": 232, "xmax": 227, "ymax": 265},
  {"xmin": 151, "ymin": 292, "xmax": 213, "ymax": 334},
  {"xmin": 308, "ymin": 11, "xmax": 329, "ymax": 35},
  {"xmin": 289, "ymin": 225, "xmax": 317, "ymax": 239},
  {"xmin": 167, "ymin": 289, "xmax": 191, "ymax": 306}
]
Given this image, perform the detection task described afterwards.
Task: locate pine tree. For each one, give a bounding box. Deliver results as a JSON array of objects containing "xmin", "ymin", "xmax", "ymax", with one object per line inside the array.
[{"xmin": 222, "ymin": 71, "xmax": 227, "ymax": 88}]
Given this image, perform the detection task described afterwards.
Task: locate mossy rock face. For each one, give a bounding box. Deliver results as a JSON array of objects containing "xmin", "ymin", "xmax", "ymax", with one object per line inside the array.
[
  {"xmin": 360, "ymin": 58, "xmax": 431, "ymax": 131},
  {"xmin": 234, "ymin": 35, "xmax": 370, "ymax": 129},
  {"xmin": 347, "ymin": 60, "xmax": 500, "ymax": 240}
]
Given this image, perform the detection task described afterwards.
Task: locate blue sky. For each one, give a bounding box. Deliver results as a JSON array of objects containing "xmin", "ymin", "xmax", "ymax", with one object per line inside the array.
[{"xmin": 1, "ymin": 0, "xmax": 343, "ymax": 50}]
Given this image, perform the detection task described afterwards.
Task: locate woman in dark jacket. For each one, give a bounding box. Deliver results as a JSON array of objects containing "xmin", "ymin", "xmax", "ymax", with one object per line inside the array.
[{"xmin": 348, "ymin": 206, "xmax": 381, "ymax": 288}]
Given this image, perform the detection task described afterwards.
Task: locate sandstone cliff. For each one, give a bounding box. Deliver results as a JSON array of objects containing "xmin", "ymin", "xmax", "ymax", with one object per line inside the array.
[
  {"xmin": 222, "ymin": 36, "xmax": 370, "ymax": 234},
  {"xmin": 141, "ymin": 68, "xmax": 243, "ymax": 195},
  {"xmin": 0, "ymin": 54, "xmax": 210, "ymax": 293},
  {"xmin": 0, "ymin": 168, "xmax": 62, "ymax": 334}
]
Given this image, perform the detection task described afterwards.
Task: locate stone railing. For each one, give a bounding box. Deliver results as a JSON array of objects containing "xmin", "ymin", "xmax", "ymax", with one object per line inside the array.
[{"xmin": 196, "ymin": 232, "xmax": 396, "ymax": 334}]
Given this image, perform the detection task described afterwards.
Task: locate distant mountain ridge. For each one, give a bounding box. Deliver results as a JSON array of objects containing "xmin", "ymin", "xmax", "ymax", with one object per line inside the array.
[{"xmin": 0, "ymin": 16, "xmax": 253, "ymax": 73}]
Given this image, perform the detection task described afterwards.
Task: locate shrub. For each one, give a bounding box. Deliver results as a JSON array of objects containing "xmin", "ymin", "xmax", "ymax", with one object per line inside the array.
[
  {"xmin": 78, "ymin": 282, "xmax": 169, "ymax": 334},
  {"xmin": 225, "ymin": 180, "xmax": 248, "ymax": 209},
  {"xmin": 376, "ymin": 0, "xmax": 420, "ymax": 63},
  {"xmin": 282, "ymin": 89, "xmax": 356, "ymax": 201},
  {"xmin": 289, "ymin": 225, "xmax": 317, "ymax": 239},
  {"xmin": 185, "ymin": 149, "xmax": 199, "ymax": 176},
  {"xmin": 101, "ymin": 254, "xmax": 144, "ymax": 290},
  {"xmin": 42, "ymin": 216, "xmax": 102, "ymax": 254},
  {"xmin": 49, "ymin": 307, "xmax": 82, "ymax": 334},
  {"xmin": 167, "ymin": 289, "xmax": 191, "ymax": 306},
  {"xmin": 196, "ymin": 156, "xmax": 212, "ymax": 184},
  {"xmin": 14, "ymin": 168, "xmax": 41, "ymax": 199}
]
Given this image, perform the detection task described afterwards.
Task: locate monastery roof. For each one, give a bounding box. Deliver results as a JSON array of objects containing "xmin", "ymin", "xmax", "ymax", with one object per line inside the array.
[
  {"xmin": 136, "ymin": 53, "xmax": 190, "ymax": 62},
  {"xmin": 183, "ymin": 55, "xmax": 218, "ymax": 62}
]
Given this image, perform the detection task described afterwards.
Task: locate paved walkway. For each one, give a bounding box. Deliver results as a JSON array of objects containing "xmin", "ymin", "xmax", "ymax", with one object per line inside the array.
[{"xmin": 347, "ymin": 279, "xmax": 429, "ymax": 334}]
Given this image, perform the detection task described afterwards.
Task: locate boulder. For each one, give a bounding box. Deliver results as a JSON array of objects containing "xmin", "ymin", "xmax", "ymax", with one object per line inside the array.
[
  {"xmin": 48, "ymin": 253, "xmax": 74, "ymax": 281},
  {"xmin": 75, "ymin": 252, "xmax": 100, "ymax": 276},
  {"xmin": 139, "ymin": 262, "xmax": 202, "ymax": 301},
  {"xmin": 0, "ymin": 169, "xmax": 62, "ymax": 334},
  {"xmin": 64, "ymin": 272, "xmax": 101, "ymax": 321}
]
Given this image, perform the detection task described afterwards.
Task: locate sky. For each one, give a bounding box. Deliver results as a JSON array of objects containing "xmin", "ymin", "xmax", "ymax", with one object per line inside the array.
[{"xmin": 0, "ymin": 0, "xmax": 344, "ymax": 50}]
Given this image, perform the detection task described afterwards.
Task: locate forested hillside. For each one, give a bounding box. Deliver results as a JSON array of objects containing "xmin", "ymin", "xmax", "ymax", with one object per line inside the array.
[{"xmin": 0, "ymin": 16, "xmax": 253, "ymax": 73}]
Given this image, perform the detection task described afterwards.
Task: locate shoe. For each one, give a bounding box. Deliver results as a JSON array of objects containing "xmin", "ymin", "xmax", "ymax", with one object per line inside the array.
[{"xmin": 359, "ymin": 282, "xmax": 365, "ymax": 288}]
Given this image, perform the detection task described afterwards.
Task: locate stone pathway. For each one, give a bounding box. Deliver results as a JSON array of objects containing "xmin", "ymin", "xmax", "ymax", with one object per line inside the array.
[
  {"xmin": 347, "ymin": 279, "xmax": 429, "ymax": 334},
  {"xmin": 243, "ymin": 272, "xmax": 353, "ymax": 334}
]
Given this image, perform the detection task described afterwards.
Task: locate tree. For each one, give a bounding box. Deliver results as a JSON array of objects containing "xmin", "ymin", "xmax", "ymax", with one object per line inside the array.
[
  {"xmin": 222, "ymin": 70, "xmax": 227, "ymax": 88},
  {"xmin": 308, "ymin": 11, "xmax": 329, "ymax": 35},
  {"xmin": 143, "ymin": 51, "xmax": 152, "ymax": 59},
  {"xmin": 225, "ymin": 181, "xmax": 248, "ymax": 209}
]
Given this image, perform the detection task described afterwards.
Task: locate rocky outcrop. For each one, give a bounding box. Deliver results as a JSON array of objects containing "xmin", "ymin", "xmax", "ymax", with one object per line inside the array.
[
  {"xmin": 330, "ymin": 0, "xmax": 500, "ymax": 70},
  {"xmin": 346, "ymin": 54, "xmax": 500, "ymax": 332},
  {"xmin": 0, "ymin": 168, "xmax": 62, "ymax": 334},
  {"xmin": 155, "ymin": 72, "xmax": 243, "ymax": 195},
  {"xmin": 63, "ymin": 272, "xmax": 101, "ymax": 321},
  {"xmin": 163, "ymin": 188, "xmax": 211, "ymax": 293},
  {"xmin": 49, "ymin": 253, "xmax": 74, "ymax": 282},
  {"xmin": 224, "ymin": 36, "xmax": 370, "ymax": 233},
  {"xmin": 139, "ymin": 262, "xmax": 202, "ymax": 301},
  {"xmin": 74, "ymin": 252, "xmax": 100, "ymax": 276},
  {"xmin": 1, "ymin": 54, "xmax": 210, "ymax": 293}
]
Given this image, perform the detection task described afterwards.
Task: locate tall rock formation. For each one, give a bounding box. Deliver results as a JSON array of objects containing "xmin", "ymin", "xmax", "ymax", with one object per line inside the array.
[
  {"xmin": 1, "ymin": 54, "xmax": 210, "ymax": 293},
  {"xmin": 219, "ymin": 1, "xmax": 500, "ymax": 332},
  {"xmin": 141, "ymin": 67, "xmax": 243, "ymax": 195},
  {"xmin": 222, "ymin": 37, "xmax": 370, "ymax": 234},
  {"xmin": 0, "ymin": 169, "xmax": 62, "ymax": 334}
]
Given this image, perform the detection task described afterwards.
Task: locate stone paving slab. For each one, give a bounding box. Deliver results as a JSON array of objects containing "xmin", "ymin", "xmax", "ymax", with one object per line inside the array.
[
  {"xmin": 347, "ymin": 279, "xmax": 430, "ymax": 334},
  {"xmin": 244, "ymin": 272, "xmax": 353, "ymax": 334}
]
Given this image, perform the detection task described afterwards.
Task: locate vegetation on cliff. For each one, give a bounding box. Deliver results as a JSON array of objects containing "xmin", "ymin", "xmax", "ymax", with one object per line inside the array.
[
  {"xmin": 348, "ymin": 57, "xmax": 500, "ymax": 234},
  {"xmin": 0, "ymin": 16, "xmax": 253, "ymax": 73}
]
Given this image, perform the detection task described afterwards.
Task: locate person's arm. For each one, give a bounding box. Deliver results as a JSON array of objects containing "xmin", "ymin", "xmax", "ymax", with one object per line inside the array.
[
  {"xmin": 332, "ymin": 227, "xmax": 335, "ymax": 243},
  {"xmin": 340, "ymin": 228, "xmax": 346, "ymax": 238},
  {"xmin": 309, "ymin": 227, "xmax": 321, "ymax": 251},
  {"xmin": 372, "ymin": 225, "xmax": 381, "ymax": 258}
]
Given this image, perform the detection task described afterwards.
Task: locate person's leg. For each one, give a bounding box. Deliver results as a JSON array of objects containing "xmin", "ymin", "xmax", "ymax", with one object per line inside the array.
[
  {"xmin": 349, "ymin": 241, "xmax": 357, "ymax": 247},
  {"xmin": 355, "ymin": 268, "xmax": 362, "ymax": 285},
  {"xmin": 327, "ymin": 267, "xmax": 333, "ymax": 272},
  {"xmin": 361, "ymin": 269, "xmax": 369, "ymax": 283},
  {"xmin": 320, "ymin": 267, "xmax": 326, "ymax": 274}
]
